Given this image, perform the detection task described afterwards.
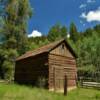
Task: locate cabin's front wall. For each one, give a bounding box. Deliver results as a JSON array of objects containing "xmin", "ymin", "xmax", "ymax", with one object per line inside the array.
[
  {"xmin": 48, "ymin": 42, "xmax": 77, "ymax": 92},
  {"xmin": 15, "ymin": 53, "xmax": 48, "ymax": 87}
]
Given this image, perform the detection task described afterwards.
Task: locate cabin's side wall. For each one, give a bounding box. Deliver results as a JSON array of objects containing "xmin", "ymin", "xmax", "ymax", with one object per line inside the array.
[
  {"xmin": 15, "ymin": 53, "xmax": 48, "ymax": 87},
  {"xmin": 48, "ymin": 42, "xmax": 77, "ymax": 91}
]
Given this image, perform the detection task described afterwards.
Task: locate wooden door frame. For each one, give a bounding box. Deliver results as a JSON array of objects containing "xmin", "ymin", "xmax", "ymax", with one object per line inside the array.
[{"xmin": 53, "ymin": 66, "xmax": 64, "ymax": 91}]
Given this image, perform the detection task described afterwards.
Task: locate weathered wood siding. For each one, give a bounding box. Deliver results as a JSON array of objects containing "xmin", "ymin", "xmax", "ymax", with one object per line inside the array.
[
  {"xmin": 48, "ymin": 42, "xmax": 77, "ymax": 90},
  {"xmin": 15, "ymin": 53, "xmax": 48, "ymax": 86},
  {"xmin": 50, "ymin": 43, "xmax": 74, "ymax": 58}
]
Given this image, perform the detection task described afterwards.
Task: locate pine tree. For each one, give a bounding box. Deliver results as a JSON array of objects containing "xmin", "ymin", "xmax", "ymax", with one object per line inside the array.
[
  {"xmin": 0, "ymin": 0, "xmax": 32, "ymax": 80},
  {"xmin": 48, "ymin": 24, "xmax": 68, "ymax": 41},
  {"xmin": 69, "ymin": 22, "xmax": 79, "ymax": 42},
  {"xmin": 3, "ymin": 0, "xmax": 32, "ymax": 54}
]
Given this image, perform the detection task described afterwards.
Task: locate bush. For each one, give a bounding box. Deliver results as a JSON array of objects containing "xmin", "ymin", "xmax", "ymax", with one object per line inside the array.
[{"xmin": 37, "ymin": 77, "xmax": 48, "ymax": 88}]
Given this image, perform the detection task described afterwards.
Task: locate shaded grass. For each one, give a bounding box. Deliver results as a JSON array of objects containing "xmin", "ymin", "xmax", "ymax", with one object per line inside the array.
[{"xmin": 0, "ymin": 83, "xmax": 100, "ymax": 100}]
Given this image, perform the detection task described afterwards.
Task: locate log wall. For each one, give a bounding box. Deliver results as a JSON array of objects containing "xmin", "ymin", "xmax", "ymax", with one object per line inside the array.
[
  {"xmin": 48, "ymin": 43, "xmax": 77, "ymax": 91},
  {"xmin": 15, "ymin": 53, "xmax": 48, "ymax": 86}
]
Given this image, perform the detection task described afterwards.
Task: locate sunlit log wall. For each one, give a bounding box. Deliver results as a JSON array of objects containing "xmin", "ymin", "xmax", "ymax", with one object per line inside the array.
[{"xmin": 48, "ymin": 43, "xmax": 77, "ymax": 90}]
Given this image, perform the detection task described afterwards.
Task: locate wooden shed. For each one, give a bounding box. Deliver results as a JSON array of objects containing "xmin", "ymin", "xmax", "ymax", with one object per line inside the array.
[{"xmin": 15, "ymin": 39, "xmax": 77, "ymax": 92}]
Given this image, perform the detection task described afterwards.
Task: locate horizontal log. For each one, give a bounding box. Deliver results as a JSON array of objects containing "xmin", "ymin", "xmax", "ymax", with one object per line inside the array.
[
  {"xmin": 49, "ymin": 56, "xmax": 75, "ymax": 63},
  {"xmin": 49, "ymin": 53, "xmax": 75, "ymax": 60}
]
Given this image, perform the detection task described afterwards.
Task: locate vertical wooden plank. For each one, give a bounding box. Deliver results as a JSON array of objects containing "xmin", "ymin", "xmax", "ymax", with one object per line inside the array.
[
  {"xmin": 53, "ymin": 67, "xmax": 55, "ymax": 91},
  {"xmin": 64, "ymin": 75, "xmax": 67, "ymax": 95}
]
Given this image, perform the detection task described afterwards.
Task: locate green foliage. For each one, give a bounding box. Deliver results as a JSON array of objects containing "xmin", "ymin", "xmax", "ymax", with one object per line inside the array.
[
  {"xmin": 76, "ymin": 29, "xmax": 100, "ymax": 81},
  {"xmin": 94, "ymin": 24, "xmax": 100, "ymax": 36},
  {"xmin": 0, "ymin": 0, "xmax": 32, "ymax": 80},
  {"xmin": 48, "ymin": 24, "xmax": 68, "ymax": 41},
  {"xmin": 0, "ymin": 48, "xmax": 18, "ymax": 80},
  {"xmin": 3, "ymin": 0, "xmax": 32, "ymax": 54},
  {"xmin": 37, "ymin": 77, "xmax": 47, "ymax": 88},
  {"xmin": 83, "ymin": 28, "xmax": 93, "ymax": 37},
  {"xmin": 69, "ymin": 22, "xmax": 79, "ymax": 42},
  {"xmin": 28, "ymin": 36, "xmax": 50, "ymax": 50}
]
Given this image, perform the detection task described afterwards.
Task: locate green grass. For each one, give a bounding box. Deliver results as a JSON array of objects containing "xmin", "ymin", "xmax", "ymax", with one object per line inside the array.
[{"xmin": 0, "ymin": 83, "xmax": 100, "ymax": 100}]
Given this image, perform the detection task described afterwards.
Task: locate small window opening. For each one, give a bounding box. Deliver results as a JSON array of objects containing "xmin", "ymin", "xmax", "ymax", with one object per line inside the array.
[{"xmin": 62, "ymin": 44, "xmax": 64, "ymax": 49}]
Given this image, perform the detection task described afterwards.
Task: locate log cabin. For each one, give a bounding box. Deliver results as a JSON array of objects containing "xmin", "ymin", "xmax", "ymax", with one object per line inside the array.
[{"xmin": 15, "ymin": 39, "xmax": 77, "ymax": 92}]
